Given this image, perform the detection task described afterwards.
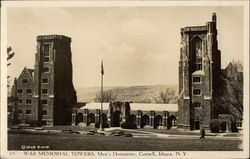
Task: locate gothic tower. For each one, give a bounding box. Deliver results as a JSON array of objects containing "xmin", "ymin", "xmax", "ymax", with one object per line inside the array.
[
  {"xmin": 178, "ymin": 13, "xmax": 221, "ymax": 130},
  {"xmin": 33, "ymin": 35, "xmax": 77, "ymax": 126}
]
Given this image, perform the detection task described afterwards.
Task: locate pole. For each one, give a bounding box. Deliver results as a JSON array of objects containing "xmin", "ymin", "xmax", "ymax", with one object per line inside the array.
[{"xmin": 100, "ymin": 61, "xmax": 104, "ymax": 131}]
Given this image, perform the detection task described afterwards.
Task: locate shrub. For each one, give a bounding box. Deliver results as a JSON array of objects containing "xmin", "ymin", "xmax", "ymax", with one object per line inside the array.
[
  {"xmin": 231, "ymin": 122, "xmax": 239, "ymax": 133},
  {"xmin": 210, "ymin": 119, "xmax": 220, "ymax": 133},
  {"xmin": 26, "ymin": 120, "xmax": 39, "ymax": 127},
  {"xmin": 121, "ymin": 122, "xmax": 137, "ymax": 129},
  {"xmin": 220, "ymin": 121, "xmax": 227, "ymax": 132},
  {"xmin": 95, "ymin": 122, "xmax": 109, "ymax": 128}
]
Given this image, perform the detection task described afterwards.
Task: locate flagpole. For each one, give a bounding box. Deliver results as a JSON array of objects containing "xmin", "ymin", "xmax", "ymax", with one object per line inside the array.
[{"xmin": 100, "ymin": 60, "xmax": 104, "ymax": 131}]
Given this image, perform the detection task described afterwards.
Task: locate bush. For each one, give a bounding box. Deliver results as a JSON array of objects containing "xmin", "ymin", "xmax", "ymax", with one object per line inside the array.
[
  {"xmin": 95, "ymin": 122, "xmax": 109, "ymax": 128},
  {"xmin": 26, "ymin": 120, "xmax": 39, "ymax": 127},
  {"xmin": 121, "ymin": 122, "xmax": 137, "ymax": 129},
  {"xmin": 231, "ymin": 122, "xmax": 239, "ymax": 133},
  {"xmin": 220, "ymin": 121, "xmax": 227, "ymax": 132},
  {"xmin": 210, "ymin": 119, "xmax": 220, "ymax": 133}
]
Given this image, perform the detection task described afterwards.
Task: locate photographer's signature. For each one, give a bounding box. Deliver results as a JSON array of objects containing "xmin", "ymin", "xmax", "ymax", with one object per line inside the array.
[{"xmin": 21, "ymin": 145, "xmax": 50, "ymax": 150}]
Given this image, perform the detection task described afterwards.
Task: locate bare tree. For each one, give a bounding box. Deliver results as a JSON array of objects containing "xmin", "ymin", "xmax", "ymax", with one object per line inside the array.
[
  {"xmin": 154, "ymin": 88, "xmax": 178, "ymax": 104},
  {"xmin": 7, "ymin": 46, "xmax": 15, "ymax": 87},
  {"xmin": 94, "ymin": 90, "xmax": 118, "ymax": 102},
  {"xmin": 214, "ymin": 60, "xmax": 243, "ymax": 121}
]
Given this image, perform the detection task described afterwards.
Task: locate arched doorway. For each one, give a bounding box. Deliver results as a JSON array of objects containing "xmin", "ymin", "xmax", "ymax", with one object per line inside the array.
[
  {"xmin": 101, "ymin": 113, "xmax": 108, "ymax": 124},
  {"xmin": 76, "ymin": 113, "xmax": 83, "ymax": 125},
  {"xmin": 167, "ymin": 115, "xmax": 176, "ymax": 129},
  {"xmin": 128, "ymin": 114, "xmax": 136, "ymax": 124},
  {"xmin": 141, "ymin": 114, "xmax": 149, "ymax": 128},
  {"xmin": 112, "ymin": 110, "xmax": 121, "ymax": 127},
  {"xmin": 154, "ymin": 115, "xmax": 163, "ymax": 129},
  {"xmin": 88, "ymin": 113, "xmax": 95, "ymax": 125},
  {"xmin": 194, "ymin": 120, "xmax": 200, "ymax": 130}
]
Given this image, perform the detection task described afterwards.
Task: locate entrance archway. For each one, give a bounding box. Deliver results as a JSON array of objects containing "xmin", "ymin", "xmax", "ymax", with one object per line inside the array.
[
  {"xmin": 128, "ymin": 114, "xmax": 136, "ymax": 124},
  {"xmin": 141, "ymin": 114, "xmax": 149, "ymax": 128},
  {"xmin": 76, "ymin": 113, "xmax": 83, "ymax": 125},
  {"xmin": 194, "ymin": 121, "xmax": 200, "ymax": 130},
  {"xmin": 88, "ymin": 113, "xmax": 95, "ymax": 125},
  {"xmin": 154, "ymin": 115, "xmax": 163, "ymax": 128},
  {"xmin": 167, "ymin": 115, "xmax": 176, "ymax": 129},
  {"xmin": 112, "ymin": 110, "xmax": 121, "ymax": 127},
  {"xmin": 220, "ymin": 121, "xmax": 227, "ymax": 132}
]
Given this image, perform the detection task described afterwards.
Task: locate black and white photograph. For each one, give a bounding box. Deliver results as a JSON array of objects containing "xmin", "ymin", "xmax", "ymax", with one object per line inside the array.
[{"xmin": 1, "ymin": 0, "xmax": 249, "ymax": 158}]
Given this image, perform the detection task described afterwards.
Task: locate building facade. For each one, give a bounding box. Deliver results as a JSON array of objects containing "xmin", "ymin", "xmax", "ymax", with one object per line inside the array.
[
  {"xmin": 12, "ymin": 35, "xmax": 77, "ymax": 126},
  {"xmin": 178, "ymin": 13, "xmax": 221, "ymax": 130},
  {"xmin": 73, "ymin": 102, "xmax": 178, "ymax": 129}
]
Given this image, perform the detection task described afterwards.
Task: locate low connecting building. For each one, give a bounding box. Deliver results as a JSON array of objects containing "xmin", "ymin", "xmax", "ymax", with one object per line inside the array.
[{"xmin": 72, "ymin": 102, "xmax": 178, "ymax": 129}]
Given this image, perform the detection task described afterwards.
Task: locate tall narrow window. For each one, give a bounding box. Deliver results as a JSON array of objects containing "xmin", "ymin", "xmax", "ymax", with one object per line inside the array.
[
  {"xmin": 17, "ymin": 89, "xmax": 23, "ymax": 94},
  {"xmin": 193, "ymin": 102, "xmax": 201, "ymax": 108},
  {"xmin": 44, "ymin": 44, "xmax": 50, "ymax": 55},
  {"xmin": 44, "ymin": 57, "xmax": 49, "ymax": 62}
]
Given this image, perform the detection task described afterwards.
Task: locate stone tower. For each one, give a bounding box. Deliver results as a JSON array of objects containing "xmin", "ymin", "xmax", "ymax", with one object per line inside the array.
[
  {"xmin": 33, "ymin": 35, "xmax": 77, "ymax": 126},
  {"xmin": 178, "ymin": 13, "xmax": 221, "ymax": 130}
]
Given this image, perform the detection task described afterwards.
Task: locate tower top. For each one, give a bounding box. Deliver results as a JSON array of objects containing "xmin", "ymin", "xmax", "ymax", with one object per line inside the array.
[
  {"xmin": 36, "ymin": 35, "xmax": 71, "ymax": 42},
  {"xmin": 212, "ymin": 13, "xmax": 216, "ymax": 22}
]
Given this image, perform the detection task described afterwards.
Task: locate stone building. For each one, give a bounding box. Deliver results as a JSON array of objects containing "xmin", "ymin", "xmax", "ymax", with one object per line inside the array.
[
  {"xmin": 11, "ymin": 67, "xmax": 34, "ymax": 123},
  {"xmin": 178, "ymin": 13, "xmax": 221, "ymax": 130},
  {"xmin": 73, "ymin": 102, "xmax": 178, "ymax": 129},
  {"xmin": 12, "ymin": 35, "xmax": 77, "ymax": 126}
]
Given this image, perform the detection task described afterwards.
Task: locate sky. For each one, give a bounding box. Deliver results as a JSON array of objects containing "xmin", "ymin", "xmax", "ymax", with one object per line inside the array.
[{"xmin": 7, "ymin": 6, "xmax": 244, "ymax": 88}]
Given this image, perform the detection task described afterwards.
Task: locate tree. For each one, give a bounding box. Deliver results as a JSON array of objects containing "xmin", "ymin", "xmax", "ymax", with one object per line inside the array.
[
  {"xmin": 214, "ymin": 60, "xmax": 243, "ymax": 122},
  {"xmin": 7, "ymin": 46, "xmax": 15, "ymax": 87},
  {"xmin": 154, "ymin": 88, "xmax": 178, "ymax": 104},
  {"xmin": 94, "ymin": 90, "xmax": 118, "ymax": 102}
]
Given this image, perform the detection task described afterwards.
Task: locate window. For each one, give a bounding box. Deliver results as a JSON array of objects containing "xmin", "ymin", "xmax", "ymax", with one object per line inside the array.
[
  {"xmin": 43, "ymin": 67, "xmax": 49, "ymax": 73},
  {"xmin": 26, "ymin": 110, "xmax": 31, "ymax": 114},
  {"xmin": 193, "ymin": 89, "xmax": 201, "ymax": 96},
  {"xmin": 18, "ymin": 110, "xmax": 22, "ymax": 114},
  {"xmin": 19, "ymin": 99, "xmax": 22, "ymax": 104},
  {"xmin": 42, "ymin": 89, "xmax": 48, "ymax": 94},
  {"xmin": 193, "ymin": 102, "xmax": 201, "ymax": 108},
  {"xmin": 41, "ymin": 99, "xmax": 48, "ymax": 105},
  {"xmin": 22, "ymin": 79, "xmax": 28, "ymax": 84},
  {"xmin": 44, "ymin": 57, "xmax": 49, "ymax": 62},
  {"xmin": 26, "ymin": 99, "xmax": 32, "ymax": 104},
  {"xmin": 42, "ymin": 110, "xmax": 47, "ymax": 115},
  {"xmin": 26, "ymin": 89, "xmax": 32, "ymax": 94},
  {"xmin": 44, "ymin": 44, "xmax": 50, "ymax": 54},
  {"xmin": 193, "ymin": 77, "xmax": 201, "ymax": 83},
  {"xmin": 42, "ymin": 78, "xmax": 49, "ymax": 84},
  {"xmin": 17, "ymin": 89, "xmax": 23, "ymax": 94},
  {"xmin": 195, "ymin": 64, "xmax": 202, "ymax": 70}
]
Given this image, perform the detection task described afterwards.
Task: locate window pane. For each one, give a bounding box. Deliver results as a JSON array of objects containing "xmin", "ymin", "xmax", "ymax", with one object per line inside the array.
[
  {"xmin": 193, "ymin": 89, "xmax": 201, "ymax": 95},
  {"xmin": 26, "ymin": 89, "xmax": 32, "ymax": 94},
  {"xmin": 41, "ymin": 99, "xmax": 48, "ymax": 105},
  {"xmin": 26, "ymin": 110, "xmax": 31, "ymax": 114},
  {"xmin": 26, "ymin": 99, "xmax": 32, "ymax": 104},
  {"xmin": 22, "ymin": 79, "xmax": 28, "ymax": 83},
  {"xmin": 42, "ymin": 89, "xmax": 48, "ymax": 94},
  {"xmin": 17, "ymin": 89, "xmax": 22, "ymax": 93},
  {"xmin": 43, "ymin": 67, "xmax": 49, "ymax": 72},
  {"xmin": 44, "ymin": 57, "xmax": 49, "ymax": 62},
  {"xmin": 42, "ymin": 78, "xmax": 48, "ymax": 83}
]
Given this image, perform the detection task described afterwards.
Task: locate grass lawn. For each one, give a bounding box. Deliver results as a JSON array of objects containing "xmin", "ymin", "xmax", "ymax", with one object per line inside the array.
[{"xmin": 8, "ymin": 132, "xmax": 242, "ymax": 151}]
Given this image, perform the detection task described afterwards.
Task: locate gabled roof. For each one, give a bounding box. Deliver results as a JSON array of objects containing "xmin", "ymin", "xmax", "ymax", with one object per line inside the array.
[{"xmin": 18, "ymin": 67, "xmax": 34, "ymax": 81}]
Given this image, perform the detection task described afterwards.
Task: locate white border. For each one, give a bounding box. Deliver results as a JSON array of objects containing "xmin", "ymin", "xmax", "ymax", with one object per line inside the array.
[{"xmin": 1, "ymin": 1, "xmax": 249, "ymax": 159}]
